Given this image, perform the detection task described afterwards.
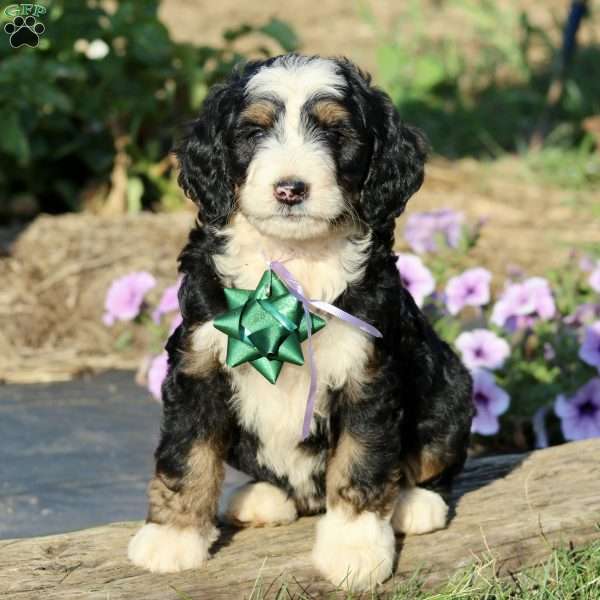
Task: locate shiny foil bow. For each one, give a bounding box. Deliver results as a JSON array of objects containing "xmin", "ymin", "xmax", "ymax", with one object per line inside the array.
[{"xmin": 213, "ymin": 270, "xmax": 326, "ymax": 384}]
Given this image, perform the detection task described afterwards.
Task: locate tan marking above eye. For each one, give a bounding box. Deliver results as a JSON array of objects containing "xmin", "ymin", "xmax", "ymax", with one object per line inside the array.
[
  {"xmin": 240, "ymin": 101, "xmax": 276, "ymax": 127},
  {"xmin": 313, "ymin": 101, "xmax": 349, "ymax": 125}
]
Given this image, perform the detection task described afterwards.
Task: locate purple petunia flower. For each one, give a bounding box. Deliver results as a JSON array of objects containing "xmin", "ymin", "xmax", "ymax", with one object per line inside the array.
[
  {"xmin": 579, "ymin": 321, "xmax": 600, "ymax": 371},
  {"xmin": 147, "ymin": 351, "xmax": 169, "ymax": 401},
  {"xmin": 169, "ymin": 312, "xmax": 183, "ymax": 335},
  {"xmin": 455, "ymin": 329, "xmax": 510, "ymax": 370},
  {"xmin": 543, "ymin": 342, "xmax": 556, "ymax": 361},
  {"xmin": 444, "ymin": 267, "xmax": 491, "ymax": 315},
  {"xmin": 102, "ymin": 271, "xmax": 156, "ymax": 326},
  {"xmin": 579, "ymin": 255, "xmax": 596, "ymax": 272},
  {"xmin": 564, "ymin": 303, "xmax": 600, "ymax": 327},
  {"xmin": 589, "ymin": 264, "xmax": 600, "ymax": 293},
  {"xmin": 491, "ymin": 277, "xmax": 556, "ymax": 331},
  {"xmin": 395, "ymin": 253, "xmax": 435, "ymax": 308},
  {"xmin": 471, "ymin": 369, "xmax": 510, "ymax": 435},
  {"xmin": 554, "ymin": 378, "xmax": 600, "ymax": 441},
  {"xmin": 152, "ymin": 278, "xmax": 182, "ymax": 323},
  {"xmin": 404, "ymin": 209, "xmax": 464, "ymax": 254}
]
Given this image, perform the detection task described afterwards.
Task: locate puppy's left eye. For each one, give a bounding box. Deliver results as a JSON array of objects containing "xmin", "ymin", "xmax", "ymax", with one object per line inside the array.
[{"xmin": 240, "ymin": 124, "xmax": 267, "ymax": 141}]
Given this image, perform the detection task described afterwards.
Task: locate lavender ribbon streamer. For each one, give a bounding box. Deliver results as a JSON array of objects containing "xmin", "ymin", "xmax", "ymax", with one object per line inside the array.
[{"xmin": 268, "ymin": 260, "xmax": 383, "ymax": 439}]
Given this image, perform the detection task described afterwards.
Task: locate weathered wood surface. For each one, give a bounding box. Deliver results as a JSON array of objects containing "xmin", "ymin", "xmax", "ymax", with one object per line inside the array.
[{"xmin": 1, "ymin": 439, "xmax": 599, "ymax": 599}]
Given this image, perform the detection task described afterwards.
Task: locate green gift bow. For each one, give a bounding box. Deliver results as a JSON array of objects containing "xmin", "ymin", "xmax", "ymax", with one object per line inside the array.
[{"xmin": 213, "ymin": 270, "xmax": 326, "ymax": 383}]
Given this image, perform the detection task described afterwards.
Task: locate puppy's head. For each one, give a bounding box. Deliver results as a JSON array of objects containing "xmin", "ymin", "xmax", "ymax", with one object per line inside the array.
[{"xmin": 177, "ymin": 55, "xmax": 427, "ymax": 240}]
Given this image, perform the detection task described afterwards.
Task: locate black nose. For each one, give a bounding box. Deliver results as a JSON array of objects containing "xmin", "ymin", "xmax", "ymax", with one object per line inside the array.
[{"xmin": 274, "ymin": 179, "xmax": 308, "ymax": 206}]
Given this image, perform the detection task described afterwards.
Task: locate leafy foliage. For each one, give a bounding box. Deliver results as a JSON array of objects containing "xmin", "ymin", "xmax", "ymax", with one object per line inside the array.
[
  {"xmin": 365, "ymin": 0, "xmax": 600, "ymax": 184},
  {"xmin": 0, "ymin": 1, "xmax": 298, "ymax": 217}
]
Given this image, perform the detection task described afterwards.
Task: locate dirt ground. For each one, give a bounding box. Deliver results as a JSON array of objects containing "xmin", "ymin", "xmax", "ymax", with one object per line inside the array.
[
  {"xmin": 1, "ymin": 0, "xmax": 598, "ymax": 383},
  {"xmin": 159, "ymin": 0, "xmax": 576, "ymax": 76}
]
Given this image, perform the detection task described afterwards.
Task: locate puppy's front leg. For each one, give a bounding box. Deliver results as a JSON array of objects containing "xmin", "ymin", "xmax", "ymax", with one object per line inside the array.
[
  {"xmin": 128, "ymin": 366, "xmax": 232, "ymax": 573},
  {"xmin": 312, "ymin": 419, "xmax": 399, "ymax": 591}
]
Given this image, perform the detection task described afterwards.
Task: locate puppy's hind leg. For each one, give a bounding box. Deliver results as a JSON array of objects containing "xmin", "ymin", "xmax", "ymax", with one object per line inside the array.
[
  {"xmin": 392, "ymin": 441, "xmax": 468, "ymax": 536},
  {"xmin": 222, "ymin": 481, "xmax": 298, "ymax": 527},
  {"xmin": 391, "ymin": 487, "xmax": 448, "ymax": 535}
]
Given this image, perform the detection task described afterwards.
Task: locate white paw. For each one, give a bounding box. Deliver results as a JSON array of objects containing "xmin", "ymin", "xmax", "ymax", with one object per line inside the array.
[
  {"xmin": 312, "ymin": 507, "xmax": 395, "ymax": 591},
  {"xmin": 128, "ymin": 523, "xmax": 218, "ymax": 573},
  {"xmin": 223, "ymin": 482, "xmax": 298, "ymax": 527},
  {"xmin": 391, "ymin": 487, "xmax": 448, "ymax": 535}
]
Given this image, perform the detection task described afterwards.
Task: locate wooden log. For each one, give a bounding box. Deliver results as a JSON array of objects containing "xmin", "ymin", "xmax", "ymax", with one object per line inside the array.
[{"xmin": 1, "ymin": 439, "xmax": 599, "ymax": 599}]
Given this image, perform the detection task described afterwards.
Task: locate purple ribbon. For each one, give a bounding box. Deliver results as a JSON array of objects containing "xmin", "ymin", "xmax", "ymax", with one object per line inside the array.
[{"xmin": 268, "ymin": 260, "xmax": 383, "ymax": 440}]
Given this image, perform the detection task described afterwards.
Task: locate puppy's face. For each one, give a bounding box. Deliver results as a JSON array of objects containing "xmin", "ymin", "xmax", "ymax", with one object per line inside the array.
[
  {"xmin": 177, "ymin": 55, "xmax": 427, "ymax": 241},
  {"xmin": 232, "ymin": 58, "xmax": 369, "ymax": 240}
]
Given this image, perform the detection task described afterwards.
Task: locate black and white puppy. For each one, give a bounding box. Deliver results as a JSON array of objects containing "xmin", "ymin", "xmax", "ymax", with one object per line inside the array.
[{"xmin": 128, "ymin": 54, "xmax": 473, "ymax": 591}]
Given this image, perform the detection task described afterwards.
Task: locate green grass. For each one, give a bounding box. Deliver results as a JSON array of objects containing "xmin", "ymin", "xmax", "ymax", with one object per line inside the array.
[
  {"xmin": 243, "ymin": 539, "xmax": 600, "ymax": 599},
  {"xmin": 522, "ymin": 135, "xmax": 600, "ymax": 192},
  {"xmin": 172, "ymin": 539, "xmax": 600, "ymax": 599},
  {"xmin": 387, "ymin": 541, "xmax": 600, "ymax": 600}
]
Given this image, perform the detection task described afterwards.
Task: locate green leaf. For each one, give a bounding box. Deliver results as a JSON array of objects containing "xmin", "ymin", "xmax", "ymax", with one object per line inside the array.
[
  {"xmin": 129, "ymin": 22, "xmax": 171, "ymax": 64},
  {"xmin": 259, "ymin": 19, "xmax": 299, "ymax": 52},
  {"xmin": 127, "ymin": 176, "xmax": 144, "ymax": 214},
  {"xmin": 190, "ymin": 81, "xmax": 208, "ymax": 110},
  {"xmin": 376, "ymin": 44, "xmax": 406, "ymax": 89},
  {"xmin": 412, "ymin": 56, "xmax": 447, "ymax": 94},
  {"xmin": 115, "ymin": 330, "xmax": 133, "ymax": 350},
  {"xmin": 0, "ymin": 112, "xmax": 30, "ymax": 164},
  {"xmin": 223, "ymin": 23, "xmax": 253, "ymax": 42},
  {"xmin": 36, "ymin": 85, "xmax": 73, "ymax": 113}
]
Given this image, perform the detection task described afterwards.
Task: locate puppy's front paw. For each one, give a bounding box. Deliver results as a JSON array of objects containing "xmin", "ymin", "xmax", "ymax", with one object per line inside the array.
[
  {"xmin": 391, "ymin": 487, "xmax": 448, "ymax": 535},
  {"xmin": 128, "ymin": 523, "xmax": 218, "ymax": 573},
  {"xmin": 312, "ymin": 507, "xmax": 395, "ymax": 591}
]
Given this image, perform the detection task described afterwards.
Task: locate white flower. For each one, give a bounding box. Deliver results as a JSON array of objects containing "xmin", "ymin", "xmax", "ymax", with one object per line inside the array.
[
  {"xmin": 86, "ymin": 39, "xmax": 110, "ymax": 60},
  {"xmin": 73, "ymin": 38, "xmax": 89, "ymax": 54}
]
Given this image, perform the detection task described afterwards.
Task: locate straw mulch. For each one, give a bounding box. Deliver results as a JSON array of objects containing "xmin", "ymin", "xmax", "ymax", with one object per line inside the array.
[
  {"xmin": 0, "ymin": 212, "xmax": 194, "ymax": 383},
  {"xmin": 2, "ymin": 159, "xmax": 598, "ymax": 385}
]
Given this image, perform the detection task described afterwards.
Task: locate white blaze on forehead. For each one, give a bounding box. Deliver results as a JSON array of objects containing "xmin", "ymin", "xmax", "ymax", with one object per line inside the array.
[
  {"xmin": 239, "ymin": 57, "xmax": 349, "ymax": 240},
  {"xmin": 246, "ymin": 56, "xmax": 345, "ymax": 104}
]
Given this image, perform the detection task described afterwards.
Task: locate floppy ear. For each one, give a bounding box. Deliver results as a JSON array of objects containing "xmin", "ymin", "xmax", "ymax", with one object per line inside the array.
[
  {"xmin": 176, "ymin": 84, "xmax": 236, "ymax": 226},
  {"xmin": 360, "ymin": 90, "xmax": 428, "ymax": 231}
]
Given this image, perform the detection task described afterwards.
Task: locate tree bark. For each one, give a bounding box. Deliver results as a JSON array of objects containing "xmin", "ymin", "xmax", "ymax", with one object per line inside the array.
[{"xmin": 1, "ymin": 439, "xmax": 599, "ymax": 599}]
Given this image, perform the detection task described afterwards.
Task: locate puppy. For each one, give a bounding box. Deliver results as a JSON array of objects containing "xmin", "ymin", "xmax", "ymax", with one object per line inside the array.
[{"xmin": 128, "ymin": 54, "xmax": 473, "ymax": 591}]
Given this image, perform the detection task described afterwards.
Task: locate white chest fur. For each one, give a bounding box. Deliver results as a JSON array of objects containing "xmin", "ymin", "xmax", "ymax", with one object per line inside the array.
[{"xmin": 193, "ymin": 215, "xmax": 373, "ymax": 499}]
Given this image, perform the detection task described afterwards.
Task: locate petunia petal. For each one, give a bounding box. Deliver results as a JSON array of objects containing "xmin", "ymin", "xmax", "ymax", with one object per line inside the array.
[
  {"xmin": 554, "ymin": 394, "xmax": 577, "ymax": 418},
  {"xmin": 471, "ymin": 409, "xmax": 500, "ymax": 435}
]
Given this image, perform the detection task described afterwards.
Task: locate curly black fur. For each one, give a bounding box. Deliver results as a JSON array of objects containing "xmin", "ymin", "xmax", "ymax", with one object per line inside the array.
[{"xmin": 150, "ymin": 54, "xmax": 473, "ymax": 530}]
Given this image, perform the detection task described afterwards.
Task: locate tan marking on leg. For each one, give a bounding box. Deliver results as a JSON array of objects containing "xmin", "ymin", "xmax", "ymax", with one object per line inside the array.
[
  {"xmin": 147, "ymin": 441, "xmax": 224, "ymax": 533},
  {"xmin": 130, "ymin": 441, "xmax": 224, "ymax": 573},
  {"xmin": 417, "ymin": 451, "xmax": 447, "ymax": 483},
  {"xmin": 404, "ymin": 449, "xmax": 447, "ymax": 485},
  {"xmin": 326, "ymin": 432, "xmax": 397, "ymax": 517},
  {"xmin": 326, "ymin": 432, "xmax": 363, "ymax": 510}
]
